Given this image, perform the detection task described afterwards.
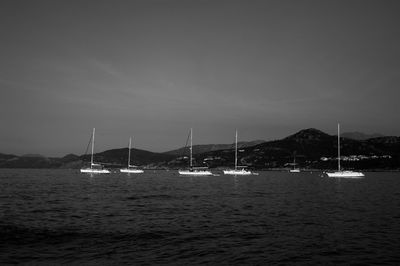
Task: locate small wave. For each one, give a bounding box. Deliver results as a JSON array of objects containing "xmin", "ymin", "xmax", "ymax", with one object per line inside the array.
[
  {"xmin": 126, "ymin": 194, "xmax": 175, "ymax": 200},
  {"xmin": 126, "ymin": 196, "xmax": 140, "ymax": 200},
  {"xmin": 0, "ymin": 224, "xmax": 174, "ymax": 246}
]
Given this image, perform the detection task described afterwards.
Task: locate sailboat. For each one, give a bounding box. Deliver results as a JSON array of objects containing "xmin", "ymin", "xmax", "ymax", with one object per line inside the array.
[
  {"xmin": 178, "ymin": 128, "xmax": 212, "ymax": 176},
  {"xmin": 289, "ymin": 152, "xmax": 300, "ymax": 173},
  {"xmin": 223, "ymin": 130, "xmax": 253, "ymax": 175},
  {"xmin": 326, "ymin": 124, "xmax": 364, "ymax": 178},
  {"xmin": 80, "ymin": 128, "xmax": 111, "ymax": 174},
  {"xmin": 120, "ymin": 137, "xmax": 144, "ymax": 173}
]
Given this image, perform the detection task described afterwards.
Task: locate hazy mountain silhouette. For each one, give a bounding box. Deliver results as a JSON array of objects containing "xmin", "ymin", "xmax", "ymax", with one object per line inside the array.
[
  {"xmin": 1, "ymin": 129, "xmax": 399, "ymax": 170},
  {"xmin": 80, "ymin": 148, "xmax": 175, "ymax": 168},
  {"xmin": 187, "ymin": 129, "xmax": 400, "ymax": 170},
  {"xmin": 164, "ymin": 140, "xmax": 265, "ymax": 156},
  {"xmin": 342, "ymin": 132, "xmax": 385, "ymax": 140}
]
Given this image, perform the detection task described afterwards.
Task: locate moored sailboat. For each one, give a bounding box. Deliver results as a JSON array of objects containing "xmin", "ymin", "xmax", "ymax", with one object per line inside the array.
[
  {"xmin": 80, "ymin": 128, "xmax": 111, "ymax": 174},
  {"xmin": 289, "ymin": 152, "xmax": 300, "ymax": 173},
  {"xmin": 120, "ymin": 137, "xmax": 144, "ymax": 173},
  {"xmin": 223, "ymin": 130, "xmax": 253, "ymax": 175},
  {"xmin": 326, "ymin": 124, "xmax": 364, "ymax": 178},
  {"xmin": 178, "ymin": 128, "xmax": 212, "ymax": 176}
]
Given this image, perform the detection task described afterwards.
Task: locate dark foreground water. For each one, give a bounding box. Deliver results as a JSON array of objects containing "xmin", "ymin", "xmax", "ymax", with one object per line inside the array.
[{"xmin": 1, "ymin": 169, "xmax": 400, "ymax": 265}]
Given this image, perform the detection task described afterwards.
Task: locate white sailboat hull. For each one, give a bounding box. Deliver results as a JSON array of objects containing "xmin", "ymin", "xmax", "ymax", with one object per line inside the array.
[
  {"xmin": 289, "ymin": 169, "xmax": 300, "ymax": 173},
  {"xmin": 223, "ymin": 169, "xmax": 252, "ymax": 175},
  {"xmin": 326, "ymin": 171, "xmax": 364, "ymax": 178},
  {"xmin": 80, "ymin": 168, "xmax": 111, "ymax": 174},
  {"xmin": 178, "ymin": 170, "xmax": 213, "ymax": 176},
  {"xmin": 120, "ymin": 168, "xmax": 144, "ymax": 173}
]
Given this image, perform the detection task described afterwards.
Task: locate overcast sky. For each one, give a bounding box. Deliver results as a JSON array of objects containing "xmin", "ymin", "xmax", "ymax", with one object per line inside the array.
[{"xmin": 1, "ymin": 0, "xmax": 399, "ymax": 156}]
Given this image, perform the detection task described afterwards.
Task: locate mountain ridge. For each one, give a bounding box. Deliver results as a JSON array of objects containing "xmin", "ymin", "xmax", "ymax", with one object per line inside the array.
[
  {"xmin": 342, "ymin": 131, "xmax": 385, "ymax": 140},
  {"xmin": 1, "ymin": 128, "xmax": 399, "ymax": 170},
  {"xmin": 163, "ymin": 140, "xmax": 266, "ymax": 156}
]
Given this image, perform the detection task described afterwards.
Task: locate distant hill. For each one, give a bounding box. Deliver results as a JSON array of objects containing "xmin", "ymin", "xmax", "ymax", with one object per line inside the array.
[
  {"xmin": 0, "ymin": 153, "xmax": 17, "ymax": 161},
  {"xmin": 81, "ymin": 148, "xmax": 176, "ymax": 168},
  {"xmin": 0, "ymin": 148, "xmax": 175, "ymax": 169},
  {"xmin": 0, "ymin": 152, "xmax": 80, "ymax": 168},
  {"xmin": 164, "ymin": 140, "xmax": 265, "ymax": 156},
  {"xmin": 1, "ymin": 129, "xmax": 399, "ymax": 170},
  {"xmin": 188, "ymin": 128, "xmax": 335, "ymax": 168},
  {"xmin": 20, "ymin": 154, "xmax": 46, "ymax": 158},
  {"xmin": 342, "ymin": 132, "xmax": 385, "ymax": 140},
  {"xmin": 366, "ymin": 136, "xmax": 400, "ymax": 154},
  {"xmin": 61, "ymin": 154, "xmax": 80, "ymax": 162},
  {"xmin": 186, "ymin": 129, "xmax": 400, "ymax": 170},
  {"xmin": 0, "ymin": 154, "xmax": 58, "ymax": 168}
]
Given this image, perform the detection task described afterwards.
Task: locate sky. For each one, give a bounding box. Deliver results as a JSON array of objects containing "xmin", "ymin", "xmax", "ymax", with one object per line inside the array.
[{"xmin": 1, "ymin": 0, "xmax": 400, "ymax": 156}]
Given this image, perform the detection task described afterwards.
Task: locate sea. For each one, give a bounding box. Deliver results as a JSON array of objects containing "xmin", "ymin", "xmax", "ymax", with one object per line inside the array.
[{"xmin": 1, "ymin": 169, "xmax": 400, "ymax": 265}]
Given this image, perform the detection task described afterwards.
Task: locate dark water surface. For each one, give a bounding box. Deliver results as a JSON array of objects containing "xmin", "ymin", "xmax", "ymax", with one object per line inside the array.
[{"xmin": 1, "ymin": 169, "xmax": 400, "ymax": 265}]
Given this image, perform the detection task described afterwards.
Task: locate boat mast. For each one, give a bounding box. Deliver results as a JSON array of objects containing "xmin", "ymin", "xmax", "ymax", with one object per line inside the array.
[
  {"xmin": 293, "ymin": 152, "xmax": 296, "ymax": 170},
  {"xmin": 235, "ymin": 129, "xmax": 238, "ymax": 170},
  {"xmin": 127, "ymin": 137, "xmax": 132, "ymax": 167},
  {"xmin": 91, "ymin": 127, "xmax": 95, "ymax": 168},
  {"xmin": 190, "ymin": 128, "xmax": 193, "ymax": 169},
  {"xmin": 338, "ymin": 123, "xmax": 341, "ymax": 171}
]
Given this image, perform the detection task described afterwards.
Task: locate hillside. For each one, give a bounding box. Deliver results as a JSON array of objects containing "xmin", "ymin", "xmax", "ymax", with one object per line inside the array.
[
  {"xmin": 0, "ymin": 148, "xmax": 175, "ymax": 169},
  {"xmin": 164, "ymin": 140, "xmax": 265, "ymax": 156},
  {"xmin": 0, "ymin": 153, "xmax": 72, "ymax": 168},
  {"xmin": 1, "ymin": 129, "xmax": 399, "ymax": 170},
  {"xmin": 342, "ymin": 132, "xmax": 385, "ymax": 140},
  {"xmin": 81, "ymin": 148, "xmax": 176, "ymax": 168},
  {"xmin": 178, "ymin": 129, "xmax": 400, "ymax": 170}
]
